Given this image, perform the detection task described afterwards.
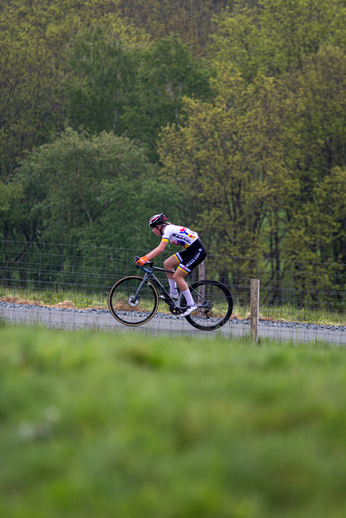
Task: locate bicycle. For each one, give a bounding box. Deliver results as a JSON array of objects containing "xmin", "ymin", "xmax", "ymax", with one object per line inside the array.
[{"xmin": 108, "ymin": 258, "xmax": 233, "ymax": 331}]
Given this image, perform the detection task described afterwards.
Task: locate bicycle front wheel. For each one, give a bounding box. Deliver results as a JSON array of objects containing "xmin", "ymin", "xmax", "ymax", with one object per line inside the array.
[
  {"xmin": 108, "ymin": 276, "xmax": 158, "ymax": 326},
  {"xmin": 185, "ymin": 280, "xmax": 233, "ymax": 331}
]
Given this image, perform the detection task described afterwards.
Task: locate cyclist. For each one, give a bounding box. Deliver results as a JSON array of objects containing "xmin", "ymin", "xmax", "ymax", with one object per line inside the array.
[{"xmin": 135, "ymin": 213, "xmax": 206, "ymax": 317}]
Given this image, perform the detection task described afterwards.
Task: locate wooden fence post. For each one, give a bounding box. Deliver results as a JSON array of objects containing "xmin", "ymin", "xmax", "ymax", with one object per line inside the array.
[
  {"xmin": 250, "ymin": 279, "xmax": 260, "ymax": 343},
  {"xmin": 198, "ymin": 260, "xmax": 205, "ymax": 282},
  {"xmin": 197, "ymin": 261, "xmax": 206, "ymax": 316}
]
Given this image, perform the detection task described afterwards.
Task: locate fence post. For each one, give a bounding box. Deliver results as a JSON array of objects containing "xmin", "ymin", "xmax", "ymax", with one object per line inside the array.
[
  {"xmin": 250, "ymin": 279, "xmax": 260, "ymax": 343},
  {"xmin": 198, "ymin": 261, "xmax": 206, "ymax": 310},
  {"xmin": 198, "ymin": 260, "xmax": 205, "ymax": 282}
]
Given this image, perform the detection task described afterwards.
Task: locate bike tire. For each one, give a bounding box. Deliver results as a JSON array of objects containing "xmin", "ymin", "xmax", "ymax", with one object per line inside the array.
[
  {"xmin": 108, "ymin": 276, "xmax": 158, "ymax": 326},
  {"xmin": 185, "ymin": 280, "xmax": 233, "ymax": 331}
]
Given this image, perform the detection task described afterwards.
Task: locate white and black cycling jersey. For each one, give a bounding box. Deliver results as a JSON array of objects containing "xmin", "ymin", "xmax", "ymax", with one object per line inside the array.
[{"xmin": 161, "ymin": 224, "xmax": 198, "ymax": 249}]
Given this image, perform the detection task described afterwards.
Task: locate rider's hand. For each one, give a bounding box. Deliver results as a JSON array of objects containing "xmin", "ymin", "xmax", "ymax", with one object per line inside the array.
[{"xmin": 135, "ymin": 255, "xmax": 149, "ymax": 267}]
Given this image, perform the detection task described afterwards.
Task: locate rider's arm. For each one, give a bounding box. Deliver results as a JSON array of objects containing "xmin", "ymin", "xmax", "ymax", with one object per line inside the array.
[
  {"xmin": 146, "ymin": 239, "xmax": 168, "ymax": 260},
  {"xmin": 136, "ymin": 240, "xmax": 168, "ymax": 266}
]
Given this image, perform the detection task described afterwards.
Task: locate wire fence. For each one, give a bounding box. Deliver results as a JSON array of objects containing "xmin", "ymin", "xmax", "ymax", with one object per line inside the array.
[{"xmin": 1, "ymin": 239, "xmax": 346, "ymax": 342}]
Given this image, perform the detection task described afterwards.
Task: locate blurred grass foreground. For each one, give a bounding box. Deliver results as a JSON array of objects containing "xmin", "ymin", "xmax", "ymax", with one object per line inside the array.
[{"xmin": 1, "ymin": 326, "xmax": 346, "ymax": 518}]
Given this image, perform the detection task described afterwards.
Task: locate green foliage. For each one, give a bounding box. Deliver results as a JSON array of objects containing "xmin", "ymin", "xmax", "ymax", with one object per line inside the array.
[
  {"xmin": 67, "ymin": 31, "xmax": 214, "ymax": 161},
  {"xmin": 66, "ymin": 25, "xmax": 150, "ymax": 137},
  {"xmin": 210, "ymin": 0, "xmax": 346, "ymax": 81},
  {"xmin": 0, "ymin": 181, "xmax": 23, "ymax": 218},
  {"xmin": 156, "ymin": 3, "xmax": 346, "ymax": 271},
  {"xmin": 0, "ymin": 0, "xmax": 137, "ymax": 178},
  {"xmin": 95, "ymin": 177, "xmax": 181, "ymax": 249},
  {"xmin": 0, "ymin": 177, "xmax": 42, "ymax": 243},
  {"xmin": 18, "ymin": 128, "xmax": 180, "ymax": 249},
  {"xmin": 113, "ymin": 0, "xmax": 234, "ymax": 53},
  {"xmin": 158, "ymin": 64, "xmax": 298, "ymax": 257},
  {"xmin": 2, "ymin": 0, "xmax": 346, "ymax": 273},
  {"xmin": 126, "ymin": 35, "xmax": 215, "ymax": 161},
  {"xmin": 2, "ymin": 326, "xmax": 346, "ymax": 517},
  {"xmin": 282, "ymin": 46, "xmax": 346, "ymax": 264},
  {"xmin": 0, "ymin": 0, "xmax": 67, "ymax": 178}
]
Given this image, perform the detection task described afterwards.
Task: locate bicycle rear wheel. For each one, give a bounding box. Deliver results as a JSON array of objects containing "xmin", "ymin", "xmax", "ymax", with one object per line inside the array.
[
  {"xmin": 185, "ymin": 280, "xmax": 233, "ymax": 331},
  {"xmin": 108, "ymin": 276, "xmax": 158, "ymax": 326}
]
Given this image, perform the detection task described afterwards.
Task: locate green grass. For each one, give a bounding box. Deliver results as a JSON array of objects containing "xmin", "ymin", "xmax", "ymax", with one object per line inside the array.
[
  {"xmin": 1, "ymin": 325, "xmax": 346, "ymax": 517},
  {"xmin": 1, "ymin": 286, "xmax": 345, "ymax": 325},
  {"xmin": 0, "ymin": 286, "xmax": 107, "ymax": 309},
  {"xmin": 250, "ymin": 304, "xmax": 346, "ymax": 326}
]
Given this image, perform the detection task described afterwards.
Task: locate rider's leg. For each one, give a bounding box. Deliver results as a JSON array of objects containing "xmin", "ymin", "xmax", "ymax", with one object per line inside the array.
[
  {"xmin": 163, "ymin": 255, "xmax": 179, "ymax": 295},
  {"xmin": 167, "ymin": 242, "xmax": 206, "ymax": 315},
  {"xmin": 173, "ymin": 268, "xmax": 195, "ymax": 306},
  {"xmin": 164, "ymin": 256, "xmax": 190, "ymax": 292},
  {"xmin": 165, "ymin": 255, "xmax": 195, "ymax": 304},
  {"xmin": 172, "ymin": 267, "xmax": 188, "ymax": 292}
]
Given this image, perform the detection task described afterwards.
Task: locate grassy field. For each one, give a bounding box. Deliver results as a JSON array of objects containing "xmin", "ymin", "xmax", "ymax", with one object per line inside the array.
[
  {"xmin": 1, "ymin": 286, "xmax": 345, "ymax": 325},
  {"xmin": 1, "ymin": 326, "xmax": 346, "ymax": 517}
]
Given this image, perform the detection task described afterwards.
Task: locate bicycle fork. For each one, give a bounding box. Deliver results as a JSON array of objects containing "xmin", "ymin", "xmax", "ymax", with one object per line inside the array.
[{"xmin": 128, "ymin": 274, "xmax": 150, "ymax": 306}]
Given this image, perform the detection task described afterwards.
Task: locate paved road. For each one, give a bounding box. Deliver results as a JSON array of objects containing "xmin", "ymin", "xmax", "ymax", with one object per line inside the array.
[{"xmin": 1, "ymin": 303, "xmax": 346, "ymax": 344}]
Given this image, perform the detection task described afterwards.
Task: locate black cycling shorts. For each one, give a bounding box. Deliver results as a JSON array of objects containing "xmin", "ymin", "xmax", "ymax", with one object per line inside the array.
[{"xmin": 174, "ymin": 239, "xmax": 206, "ymax": 274}]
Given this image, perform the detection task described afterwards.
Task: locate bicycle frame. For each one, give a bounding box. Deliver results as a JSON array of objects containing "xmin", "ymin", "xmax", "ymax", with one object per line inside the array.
[
  {"xmin": 108, "ymin": 260, "xmax": 233, "ymax": 330},
  {"xmin": 139, "ymin": 262, "xmax": 210, "ymax": 314}
]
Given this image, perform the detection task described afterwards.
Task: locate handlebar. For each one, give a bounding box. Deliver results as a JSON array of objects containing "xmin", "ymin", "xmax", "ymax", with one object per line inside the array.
[
  {"xmin": 141, "ymin": 263, "xmax": 154, "ymax": 273},
  {"xmin": 134, "ymin": 256, "xmax": 154, "ymax": 271}
]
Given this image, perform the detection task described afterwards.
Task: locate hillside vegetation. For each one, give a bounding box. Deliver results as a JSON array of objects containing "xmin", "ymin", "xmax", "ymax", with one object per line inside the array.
[{"xmin": 1, "ymin": 0, "xmax": 346, "ymax": 286}]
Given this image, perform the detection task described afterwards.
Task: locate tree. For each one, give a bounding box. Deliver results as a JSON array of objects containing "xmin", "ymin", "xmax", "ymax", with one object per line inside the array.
[
  {"xmin": 18, "ymin": 128, "xmax": 180, "ymax": 250},
  {"xmin": 0, "ymin": 0, "xmax": 151, "ymax": 179},
  {"xmin": 210, "ymin": 0, "xmax": 346, "ymax": 82},
  {"xmin": 113, "ymin": 0, "xmax": 233, "ymax": 54},
  {"xmin": 283, "ymin": 46, "xmax": 346, "ymax": 265},
  {"xmin": 158, "ymin": 65, "xmax": 297, "ymax": 260},
  {"xmin": 66, "ymin": 24, "xmax": 150, "ymax": 137},
  {"xmin": 0, "ymin": 0, "xmax": 68, "ymax": 179},
  {"xmin": 209, "ymin": 2, "xmax": 346, "ymax": 273},
  {"xmin": 67, "ymin": 32, "xmax": 214, "ymax": 162},
  {"xmin": 124, "ymin": 35, "xmax": 214, "ymax": 161}
]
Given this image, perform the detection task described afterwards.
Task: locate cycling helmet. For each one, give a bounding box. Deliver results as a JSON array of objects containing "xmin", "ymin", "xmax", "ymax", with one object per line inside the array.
[{"xmin": 148, "ymin": 213, "xmax": 167, "ymax": 228}]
